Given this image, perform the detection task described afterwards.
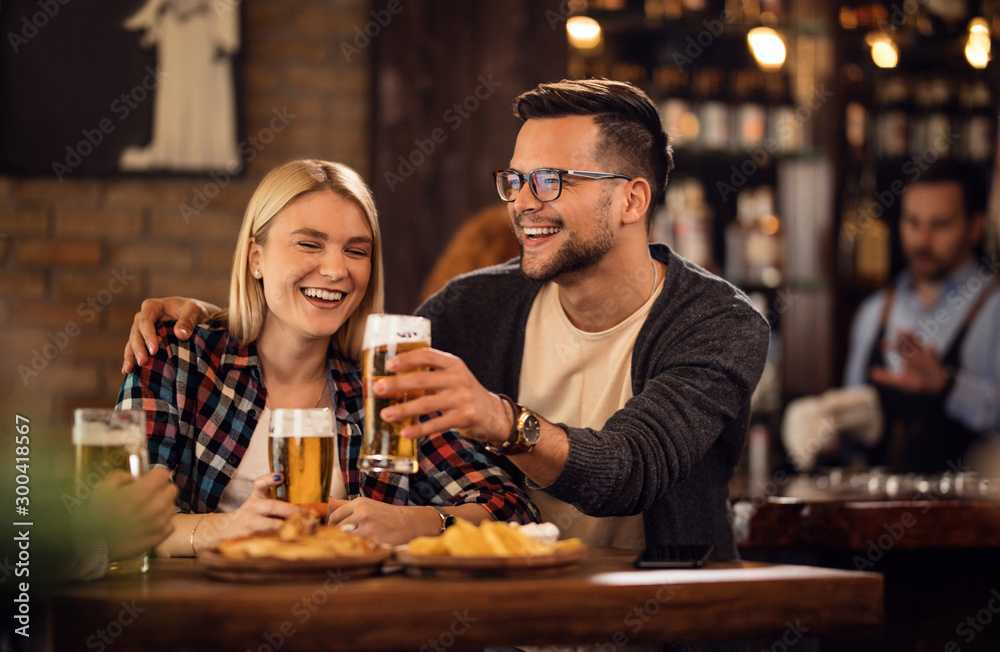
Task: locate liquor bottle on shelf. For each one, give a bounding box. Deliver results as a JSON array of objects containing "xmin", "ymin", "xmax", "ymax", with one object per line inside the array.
[
  {"xmin": 693, "ymin": 67, "xmax": 731, "ymax": 151},
  {"xmin": 660, "ymin": 178, "xmax": 716, "ymax": 271},
  {"xmin": 765, "ymin": 68, "xmax": 803, "ymax": 154},
  {"xmin": 746, "ymin": 186, "xmax": 783, "ymax": 288},
  {"xmin": 959, "ymin": 80, "xmax": 995, "ymax": 163},
  {"xmin": 838, "ymin": 166, "xmax": 890, "ymax": 288},
  {"xmin": 731, "ymin": 69, "xmax": 768, "ymax": 153},
  {"xmin": 910, "ymin": 77, "xmax": 954, "ymax": 158},
  {"xmin": 725, "ymin": 186, "xmax": 782, "ymax": 287},
  {"xmin": 873, "ymin": 75, "xmax": 909, "ymax": 159}
]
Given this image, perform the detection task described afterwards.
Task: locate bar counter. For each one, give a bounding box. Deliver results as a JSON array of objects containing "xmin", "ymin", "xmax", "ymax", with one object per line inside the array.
[
  {"xmin": 45, "ymin": 548, "xmax": 882, "ymax": 650},
  {"xmin": 737, "ymin": 482, "xmax": 1000, "ymax": 651}
]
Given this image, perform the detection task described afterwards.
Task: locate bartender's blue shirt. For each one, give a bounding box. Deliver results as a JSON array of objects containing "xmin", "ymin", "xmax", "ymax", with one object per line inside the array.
[{"xmin": 844, "ymin": 257, "xmax": 1000, "ymax": 434}]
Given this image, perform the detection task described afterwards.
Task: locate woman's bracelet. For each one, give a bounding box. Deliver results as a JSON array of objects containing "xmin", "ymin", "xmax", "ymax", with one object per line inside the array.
[{"xmin": 190, "ymin": 517, "xmax": 205, "ymax": 556}]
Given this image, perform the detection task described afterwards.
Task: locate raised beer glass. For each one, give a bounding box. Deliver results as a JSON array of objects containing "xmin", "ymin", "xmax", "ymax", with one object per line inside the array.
[
  {"xmin": 73, "ymin": 408, "xmax": 150, "ymax": 574},
  {"xmin": 359, "ymin": 314, "xmax": 430, "ymax": 473},
  {"xmin": 268, "ymin": 408, "xmax": 335, "ymax": 517}
]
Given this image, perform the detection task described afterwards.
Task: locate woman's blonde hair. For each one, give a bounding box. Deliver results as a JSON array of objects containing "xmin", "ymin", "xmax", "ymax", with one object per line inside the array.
[{"xmin": 225, "ymin": 159, "xmax": 384, "ymax": 362}]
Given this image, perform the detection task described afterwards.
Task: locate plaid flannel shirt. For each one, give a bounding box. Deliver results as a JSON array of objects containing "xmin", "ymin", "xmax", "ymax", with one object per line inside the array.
[{"xmin": 116, "ymin": 322, "xmax": 538, "ymax": 524}]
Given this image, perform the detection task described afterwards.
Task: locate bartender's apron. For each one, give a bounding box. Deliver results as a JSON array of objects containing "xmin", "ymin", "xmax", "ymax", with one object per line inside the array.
[{"xmin": 865, "ymin": 284, "xmax": 997, "ymax": 473}]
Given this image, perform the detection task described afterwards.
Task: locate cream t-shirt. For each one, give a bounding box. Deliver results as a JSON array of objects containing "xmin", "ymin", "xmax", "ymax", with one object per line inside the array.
[{"xmin": 519, "ymin": 279, "xmax": 663, "ymax": 550}]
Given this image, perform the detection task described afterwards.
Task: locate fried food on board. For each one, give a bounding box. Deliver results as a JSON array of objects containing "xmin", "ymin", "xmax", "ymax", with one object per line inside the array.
[
  {"xmin": 407, "ymin": 519, "xmax": 583, "ymax": 557},
  {"xmin": 216, "ymin": 513, "xmax": 377, "ymax": 561}
]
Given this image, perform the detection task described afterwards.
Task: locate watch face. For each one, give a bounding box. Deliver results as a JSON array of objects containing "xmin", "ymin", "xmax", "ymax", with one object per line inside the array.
[{"xmin": 521, "ymin": 412, "xmax": 541, "ymax": 446}]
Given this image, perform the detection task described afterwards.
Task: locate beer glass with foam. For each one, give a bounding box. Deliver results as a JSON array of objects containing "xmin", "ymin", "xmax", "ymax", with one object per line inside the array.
[
  {"xmin": 73, "ymin": 408, "xmax": 150, "ymax": 574},
  {"xmin": 268, "ymin": 408, "xmax": 335, "ymax": 517},
  {"xmin": 359, "ymin": 314, "xmax": 431, "ymax": 473}
]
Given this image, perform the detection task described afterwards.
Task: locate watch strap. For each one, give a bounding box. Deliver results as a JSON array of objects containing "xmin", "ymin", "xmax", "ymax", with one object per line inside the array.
[
  {"xmin": 485, "ymin": 394, "xmax": 521, "ymax": 455},
  {"xmin": 429, "ymin": 506, "xmax": 455, "ymax": 533}
]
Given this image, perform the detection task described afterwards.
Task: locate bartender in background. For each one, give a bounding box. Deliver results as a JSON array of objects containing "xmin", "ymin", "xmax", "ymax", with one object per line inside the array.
[{"xmin": 842, "ymin": 160, "xmax": 999, "ymax": 472}]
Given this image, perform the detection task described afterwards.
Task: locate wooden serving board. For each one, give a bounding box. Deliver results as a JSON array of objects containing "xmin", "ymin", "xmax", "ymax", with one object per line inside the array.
[
  {"xmin": 196, "ymin": 547, "xmax": 392, "ymax": 583},
  {"xmin": 394, "ymin": 545, "xmax": 587, "ymax": 579}
]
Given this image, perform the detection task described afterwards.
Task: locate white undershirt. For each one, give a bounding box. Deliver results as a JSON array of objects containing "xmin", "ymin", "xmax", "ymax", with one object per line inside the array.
[
  {"xmin": 519, "ymin": 280, "xmax": 663, "ymax": 550},
  {"xmin": 216, "ymin": 407, "xmax": 347, "ymax": 512}
]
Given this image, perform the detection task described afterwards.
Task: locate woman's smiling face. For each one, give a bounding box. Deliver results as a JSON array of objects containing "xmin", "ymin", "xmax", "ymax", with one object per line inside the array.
[{"xmin": 249, "ymin": 190, "xmax": 373, "ymax": 344}]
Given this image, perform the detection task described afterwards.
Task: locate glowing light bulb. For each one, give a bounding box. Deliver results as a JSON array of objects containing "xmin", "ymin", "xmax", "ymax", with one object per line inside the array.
[
  {"xmin": 867, "ymin": 33, "xmax": 898, "ymax": 68},
  {"xmin": 965, "ymin": 18, "xmax": 991, "ymax": 69},
  {"xmin": 567, "ymin": 16, "xmax": 602, "ymax": 50},
  {"xmin": 747, "ymin": 27, "xmax": 786, "ymax": 70}
]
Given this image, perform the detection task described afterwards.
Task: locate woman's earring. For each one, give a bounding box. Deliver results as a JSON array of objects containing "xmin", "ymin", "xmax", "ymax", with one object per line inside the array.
[{"xmin": 253, "ymin": 270, "xmax": 260, "ymax": 277}]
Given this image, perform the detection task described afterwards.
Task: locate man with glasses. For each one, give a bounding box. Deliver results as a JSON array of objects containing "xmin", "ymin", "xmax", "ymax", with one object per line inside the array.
[{"xmin": 123, "ymin": 79, "xmax": 769, "ymax": 561}]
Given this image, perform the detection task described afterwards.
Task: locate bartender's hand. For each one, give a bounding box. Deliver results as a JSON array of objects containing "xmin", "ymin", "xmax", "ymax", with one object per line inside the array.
[
  {"xmin": 870, "ymin": 331, "xmax": 951, "ymax": 395},
  {"xmin": 122, "ymin": 296, "xmax": 220, "ymax": 374},
  {"xmin": 372, "ymin": 347, "xmax": 513, "ymax": 445}
]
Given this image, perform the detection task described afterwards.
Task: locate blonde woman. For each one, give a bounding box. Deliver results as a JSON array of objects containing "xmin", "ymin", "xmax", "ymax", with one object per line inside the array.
[{"xmin": 117, "ymin": 160, "xmax": 537, "ymax": 556}]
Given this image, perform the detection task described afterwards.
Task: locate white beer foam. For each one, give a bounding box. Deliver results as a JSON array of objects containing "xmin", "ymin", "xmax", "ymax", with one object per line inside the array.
[
  {"xmin": 72, "ymin": 422, "xmax": 142, "ymax": 446},
  {"xmin": 269, "ymin": 408, "xmax": 335, "ymax": 437}
]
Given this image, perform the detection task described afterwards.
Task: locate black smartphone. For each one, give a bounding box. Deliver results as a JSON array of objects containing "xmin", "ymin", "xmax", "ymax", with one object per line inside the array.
[{"xmin": 634, "ymin": 544, "xmax": 714, "ymax": 569}]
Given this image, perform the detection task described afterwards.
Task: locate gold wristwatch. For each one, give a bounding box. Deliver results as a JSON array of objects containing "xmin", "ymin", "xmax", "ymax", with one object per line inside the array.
[{"xmin": 485, "ymin": 394, "xmax": 540, "ymax": 455}]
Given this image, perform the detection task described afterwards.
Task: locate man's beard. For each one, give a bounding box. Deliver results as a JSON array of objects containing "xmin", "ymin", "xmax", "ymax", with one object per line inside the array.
[
  {"xmin": 908, "ymin": 249, "xmax": 957, "ymax": 282},
  {"xmin": 517, "ymin": 192, "xmax": 615, "ymax": 283}
]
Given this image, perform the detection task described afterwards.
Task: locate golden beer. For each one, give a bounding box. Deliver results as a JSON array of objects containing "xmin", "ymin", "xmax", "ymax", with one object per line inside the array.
[
  {"xmin": 360, "ymin": 337, "xmax": 428, "ymax": 474},
  {"xmin": 268, "ymin": 408, "xmax": 335, "ymax": 512},
  {"xmin": 73, "ymin": 409, "xmax": 149, "ymax": 574},
  {"xmin": 268, "ymin": 435, "xmax": 335, "ymax": 505}
]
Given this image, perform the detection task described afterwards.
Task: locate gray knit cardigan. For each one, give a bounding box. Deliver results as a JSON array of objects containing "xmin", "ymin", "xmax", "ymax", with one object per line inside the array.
[{"xmin": 416, "ymin": 244, "xmax": 770, "ymax": 559}]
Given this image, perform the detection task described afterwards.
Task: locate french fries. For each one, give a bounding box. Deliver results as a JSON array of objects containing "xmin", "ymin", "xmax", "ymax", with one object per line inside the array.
[{"xmin": 408, "ymin": 519, "xmax": 582, "ymax": 557}]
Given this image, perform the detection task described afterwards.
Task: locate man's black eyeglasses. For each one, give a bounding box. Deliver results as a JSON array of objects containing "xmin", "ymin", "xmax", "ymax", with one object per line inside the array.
[{"xmin": 493, "ymin": 168, "xmax": 632, "ymax": 203}]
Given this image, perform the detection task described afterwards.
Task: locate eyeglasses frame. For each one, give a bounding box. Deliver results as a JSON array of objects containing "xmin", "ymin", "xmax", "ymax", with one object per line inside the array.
[{"xmin": 493, "ymin": 168, "xmax": 633, "ymax": 203}]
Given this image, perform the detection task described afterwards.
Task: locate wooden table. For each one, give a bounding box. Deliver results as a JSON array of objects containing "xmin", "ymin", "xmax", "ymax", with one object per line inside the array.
[{"xmin": 45, "ymin": 549, "xmax": 882, "ymax": 651}]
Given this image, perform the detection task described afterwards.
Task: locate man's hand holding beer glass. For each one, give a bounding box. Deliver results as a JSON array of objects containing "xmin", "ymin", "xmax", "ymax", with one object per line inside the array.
[
  {"xmin": 372, "ymin": 348, "xmax": 568, "ymax": 488},
  {"xmin": 373, "ymin": 347, "xmax": 512, "ymax": 442}
]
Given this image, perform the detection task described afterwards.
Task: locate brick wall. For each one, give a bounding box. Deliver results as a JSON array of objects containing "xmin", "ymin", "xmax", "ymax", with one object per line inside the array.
[{"xmin": 1, "ymin": 1, "xmax": 373, "ymax": 440}]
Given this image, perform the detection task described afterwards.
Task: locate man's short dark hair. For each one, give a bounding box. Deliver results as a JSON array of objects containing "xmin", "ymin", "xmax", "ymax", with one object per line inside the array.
[
  {"xmin": 512, "ymin": 78, "xmax": 674, "ymax": 229},
  {"xmin": 908, "ymin": 160, "xmax": 989, "ymax": 219}
]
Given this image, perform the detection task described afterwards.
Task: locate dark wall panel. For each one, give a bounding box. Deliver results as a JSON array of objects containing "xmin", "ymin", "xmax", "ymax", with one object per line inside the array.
[{"xmin": 372, "ymin": 0, "xmax": 568, "ymax": 313}]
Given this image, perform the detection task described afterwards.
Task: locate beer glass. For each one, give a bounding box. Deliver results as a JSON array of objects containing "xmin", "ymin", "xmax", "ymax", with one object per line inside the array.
[
  {"xmin": 360, "ymin": 314, "xmax": 430, "ymax": 473},
  {"xmin": 73, "ymin": 409, "xmax": 150, "ymax": 574},
  {"xmin": 268, "ymin": 408, "xmax": 335, "ymax": 516}
]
